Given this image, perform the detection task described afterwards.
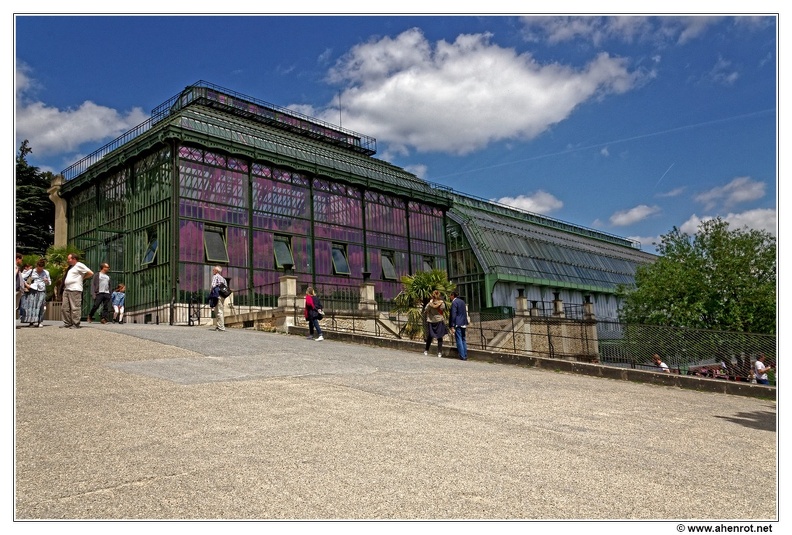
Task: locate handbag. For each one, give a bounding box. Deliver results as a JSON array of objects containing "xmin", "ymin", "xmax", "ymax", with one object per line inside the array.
[
  {"xmin": 217, "ymin": 282, "xmax": 232, "ymax": 298},
  {"xmin": 317, "ymin": 308, "xmax": 325, "ymax": 319}
]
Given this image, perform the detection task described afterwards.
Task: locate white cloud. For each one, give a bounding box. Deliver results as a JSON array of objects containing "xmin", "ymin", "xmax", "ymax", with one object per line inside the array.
[
  {"xmin": 694, "ymin": 176, "xmax": 765, "ymax": 211},
  {"xmin": 609, "ymin": 204, "xmax": 661, "ymax": 226},
  {"xmin": 671, "ymin": 16, "xmax": 723, "ymax": 44},
  {"xmin": 680, "ymin": 208, "xmax": 777, "ymax": 237},
  {"xmin": 519, "ymin": 16, "xmax": 722, "ymax": 47},
  {"xmin": 520, "ymin": 16, "xmax": 654, "ymax": 46},
  {"xmin": 657, "ymin": 186, "xmax": 686, "ymax": 198},
  {"xmin": 303, "ymin": 28, "xmax": 645, "ymax": 156},
  {"xmin": 708, "ymin": 56, "xmax": 740, "ymax": 85},
  {"xmin": 15, "ymin": 64, "xmax": 148, "ymax": 159},
  {"xmin": 404, "ymin": 164, "xmax": 427, "ymax": 179},
  {"xmin": 494, "ymin": 191, "xmax": 563, "ymax": 215},
  {"xmin": 600, "ymin": 146, "xmax": 609, "ymax": 157}
]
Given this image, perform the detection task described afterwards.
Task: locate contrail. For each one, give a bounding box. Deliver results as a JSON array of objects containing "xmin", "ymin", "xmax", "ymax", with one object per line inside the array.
[
  {"xmin": 430, "ymin": 108, "xmax": 774, "ymax": 181},
  {"xmin": 654, "ymin": 162, "xmax": 675, "ymax": 189}
]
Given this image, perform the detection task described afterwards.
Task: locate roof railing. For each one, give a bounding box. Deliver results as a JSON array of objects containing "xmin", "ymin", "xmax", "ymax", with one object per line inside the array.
[{"xmin": 61, "ymin": 80, "xmax": 377, "ymax": 181}]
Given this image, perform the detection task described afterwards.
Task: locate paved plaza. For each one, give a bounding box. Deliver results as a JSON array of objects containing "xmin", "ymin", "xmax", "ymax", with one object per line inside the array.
[{"xmin": 14, "ymin": 321, "xmax": 777, "ymax": 520}]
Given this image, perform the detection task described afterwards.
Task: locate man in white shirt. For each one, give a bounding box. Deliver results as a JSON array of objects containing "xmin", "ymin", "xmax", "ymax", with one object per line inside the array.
[
  {"xmin": 60, "ymin": 253, "xmax": 93, "ymax": 329},
  {"xmin": 754, "ymin": 354, "xmax": 773, "ymax": 385}
]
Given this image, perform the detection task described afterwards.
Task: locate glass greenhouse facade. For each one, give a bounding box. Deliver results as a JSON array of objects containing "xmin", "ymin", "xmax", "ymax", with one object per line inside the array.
[{"xmin": 56, "ymin": 81, "xmax": 654, "ymax": 322}]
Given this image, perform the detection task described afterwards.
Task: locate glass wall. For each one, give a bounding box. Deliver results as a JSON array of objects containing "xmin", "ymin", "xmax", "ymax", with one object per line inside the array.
[
  {"xmin": 365, "ymin": 191, "xmax": 408, "ymax": 300},
  {"xmin": 446, "ymin": 219, "xmax": 486, "ymax": 312},
  {"xmin": 178, "ymin": 147, "xmax": 248, "ymax": 298},
  {"xmin": 173, "ymin": 144, "xmax": 448, "ymax": 307}
]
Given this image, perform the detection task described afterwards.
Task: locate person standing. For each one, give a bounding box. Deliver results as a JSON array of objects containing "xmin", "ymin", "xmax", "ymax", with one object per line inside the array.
[
  {"xmin": 423, "ymin": 290, "xmax": 448, "ymax": 357},
  {"xmin": 754, "ymin": 354, "xmax": 773, "ymax": 385},
  {"xmin": 87, "ymin": 263, "xmax": 113, "ymax": 324},
  {"xmin": 210, "ymin": 266, "xmax": 227, "ymax": 332},
  {"xmin": 15, "ymin": 253, "xmax": 26, "ymax": 324},
  {"xmin": 60, "ymin": 253, "xmax": 93, "ymax": 329},
  {"xmin": 304, "ymin": 287, "xmax": 324, "ymax": 341},
  {"xmin": 449, "ymin": 291, "xmax": 469, "ymax": 360},
  {"xmin": 111, "ymin": 284, "xmax": 126, "ymax": 324},
  {"xmin": 21, "ymin": 258, "xmax": 50, "ymax": 327}
]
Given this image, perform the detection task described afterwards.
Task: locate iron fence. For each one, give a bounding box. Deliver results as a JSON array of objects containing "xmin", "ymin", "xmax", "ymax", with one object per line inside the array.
[{"xmin": 596, "ymin": 320, "xmax": 777, "ymax": 384}]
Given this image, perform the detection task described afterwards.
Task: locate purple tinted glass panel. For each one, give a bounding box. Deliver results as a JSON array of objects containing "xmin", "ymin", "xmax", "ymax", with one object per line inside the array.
[
  {"xmin": 347, "ymin": 244, "xmax": 364, "ymax": 278},
  {"xmin": 179, "ymin": 263, "xmax": 203, "ymax": 293},
  {"xmin": 181, "ymin": 199, "xmax": 247, "ymax": 226},
  {"xmin": 313, "ymin": 189, "xmax": 363, "ymax": 228},
  {"xmin": 179, "ymin": 220, "xmax": 204, "ymax": 264},
  {"xmin": 312, "ymin": 224, "xmax": 364, "ymax": 244},
  {"xmin": 252, "ymin": 163, "xmax": 272, "ymax": 178},
  {"xmin": 366, "ymin": 198, "xmax": 406, "ymax": 235},
  {"xmin": 180, "ymin": 162, "xmax": 247, "ymax": 206},
  {"xmin": 291, "ymin": 236, "xmax": 312, "ymax": 273},
  {"xmin": 252, "ymin": 230, "xmax": 274, "ymax": 270},
  {"xmin": 179, "ymin": 146, "xmax": 203, "ymax": 162},
  {"xmin": 252, "ymin": 214, "xmax": 310, "ymax": 235},
  {"xmin": 226, "ymin": 226, "xmax": 248, "ymax": 267},
  {"xmin": 313, "ymin": 240, "xmax": 332, "ymax": 277},
  {"xmin": 252, "ymin": 176, "xmax": 310, "ymax": 220},
  {"xmin": 366, "ymin": 232, "xmax": 408, "ymax": 250}
]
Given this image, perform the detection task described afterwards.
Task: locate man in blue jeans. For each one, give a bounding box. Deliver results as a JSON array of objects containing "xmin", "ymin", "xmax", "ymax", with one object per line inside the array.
[{"xmin": 449, "ymin": 291, "xmax": 469, "ymax": 360}]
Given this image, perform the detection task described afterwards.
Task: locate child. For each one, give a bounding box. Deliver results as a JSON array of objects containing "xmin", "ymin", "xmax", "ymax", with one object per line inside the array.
[{"xmin": 111, "ymin": 284, "xmax": 126, "ymax": 324}]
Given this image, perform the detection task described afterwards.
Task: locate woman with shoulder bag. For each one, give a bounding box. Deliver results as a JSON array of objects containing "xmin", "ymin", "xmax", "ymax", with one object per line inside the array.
[
  {"xmin": 22, "ymin": 258, "xmax": 51, "ymax": 327},
  {"xmin": 304, "ymin": 287, "xmax": 324, "ymax": 341},
  {"xmin": 423, "ymin": 290, "xmax": 449, "ymax": 357}
]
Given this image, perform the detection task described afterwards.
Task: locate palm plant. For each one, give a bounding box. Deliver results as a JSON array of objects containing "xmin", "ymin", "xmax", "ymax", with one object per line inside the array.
[{"xmin": 393, "ymin": 269, "xmax": 455, "ymax": 339}]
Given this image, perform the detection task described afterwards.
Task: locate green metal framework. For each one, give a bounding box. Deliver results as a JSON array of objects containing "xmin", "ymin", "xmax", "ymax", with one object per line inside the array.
[
  {"xmin": 59, "ymin": 81, "xmax": 654, "ymax": 321},
  {"xmin": 60, "ymin": 83, "xmax": 451, "ymax": 321}
]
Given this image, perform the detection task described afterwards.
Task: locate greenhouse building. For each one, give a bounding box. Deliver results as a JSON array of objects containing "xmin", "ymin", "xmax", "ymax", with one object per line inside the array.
[{"xmin": 50, "ymin": 81, "xmax": 655, "ymax": 324}]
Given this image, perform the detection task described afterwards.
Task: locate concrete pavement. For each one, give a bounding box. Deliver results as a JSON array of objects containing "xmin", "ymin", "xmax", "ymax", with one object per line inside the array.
[{"xmin": 14, "ymin": 320, "xmax": 777, "ymax": 520}]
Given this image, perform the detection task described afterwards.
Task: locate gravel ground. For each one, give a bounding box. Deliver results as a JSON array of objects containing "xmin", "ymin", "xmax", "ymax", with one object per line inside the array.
[{"xmin": 14, "ymin": 320, "xmax": 777, "ymax": 521}]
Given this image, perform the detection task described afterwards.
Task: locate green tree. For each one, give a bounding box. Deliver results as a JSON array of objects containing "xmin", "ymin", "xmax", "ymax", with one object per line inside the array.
[
  {"xmin": 393, "ymin": 269, "xmax": 456, "ymax": 339},
  {"xmin": 20, "ymin": 245, "xmax": 83, "ymax": 301},
  {"xmin": 16, "ymin": 140, "xmax": 55, "ymax": 255},
  {"xmin": 619, "ymin": 218, "xmax": 776, "ymax": 334}
]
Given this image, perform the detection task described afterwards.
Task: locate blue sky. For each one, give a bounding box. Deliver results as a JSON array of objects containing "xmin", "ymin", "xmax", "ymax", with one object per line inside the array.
[{"xmin": 13, "ymin": 10, "xmax": 779, "ymax": 253}]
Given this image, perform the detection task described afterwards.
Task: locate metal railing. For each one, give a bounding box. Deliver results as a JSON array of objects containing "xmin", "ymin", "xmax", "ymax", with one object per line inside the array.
[{"xmin": 596, "ymin": 320, "xmax": 777, "ymax": 384}]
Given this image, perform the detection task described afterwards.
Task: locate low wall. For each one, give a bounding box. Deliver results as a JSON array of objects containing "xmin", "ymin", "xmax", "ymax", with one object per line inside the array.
[{"xmin": 288, "ymin": 325, "xmax": 776, "ymax": 400}]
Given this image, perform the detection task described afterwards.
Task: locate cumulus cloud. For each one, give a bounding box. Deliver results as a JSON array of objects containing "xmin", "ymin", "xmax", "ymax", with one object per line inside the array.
[
  {"xmin": 301, "ymin": 28, "xmax": 646, "ymax": 156},
  {"xmin": 680, "ymin": 208, "xmax": 776, "ymax": 237},
  {"xmin": 694, "ymin": 176, "xmax": 765, "ymax": 211},
  {"xmin": 609, "ymin": 204, "xmax": 661, "ymax": 226},
  {"xmin": 494, "ymin": 191, "xmax": 563, "ymax": 215},
  {"xmin": 15, "ymin": 63, "xmax": 148, "ymax": 161}
]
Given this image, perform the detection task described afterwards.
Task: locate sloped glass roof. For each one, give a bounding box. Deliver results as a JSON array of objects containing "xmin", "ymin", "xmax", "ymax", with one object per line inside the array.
[{"xmin": 449, "ymin": 193, "xmax": 656, "ymax": 292}]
